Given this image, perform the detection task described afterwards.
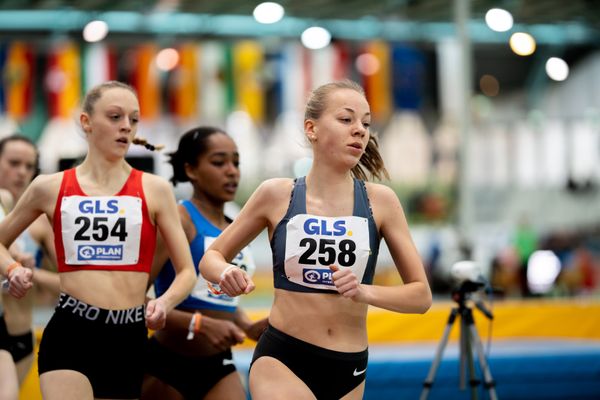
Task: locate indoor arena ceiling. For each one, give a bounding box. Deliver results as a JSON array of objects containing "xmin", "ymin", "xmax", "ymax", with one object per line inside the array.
[
  {"xmin": 0, "ymin": 0, "xmax": 599, "ymax": 45},
  {"xmin": 0, "ymin": 0, "xmax": 596, "ymax": 25}
]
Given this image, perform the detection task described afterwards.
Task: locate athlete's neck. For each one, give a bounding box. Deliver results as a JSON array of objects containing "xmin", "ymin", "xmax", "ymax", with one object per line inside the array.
[
  {"xmin": 76, "ymin": 158, "xmax": 132, "ymax": 192},
  {"xmin": 305, "ymin": 169, "xmax": 353, "ymax": 198},
  {"xmin": 190, "ymin": 194, "xmax": 227, "ymax": 230}
]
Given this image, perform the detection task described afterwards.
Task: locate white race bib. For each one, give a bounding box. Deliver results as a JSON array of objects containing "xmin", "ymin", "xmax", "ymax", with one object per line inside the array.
[
  {"xmin": 284, "ymin": 214, "xmax": 370, "ymax": 290},
  {"xmin": 194, "ymin": 236, "xmax": 256, "ymax": 306},
  {"xmin": 61, "ymin": 196, "xmax": 142, "ymax": 265}
]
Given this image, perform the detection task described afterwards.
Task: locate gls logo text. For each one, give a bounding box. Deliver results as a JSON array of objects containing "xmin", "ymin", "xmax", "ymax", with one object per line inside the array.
[
  {"xmin": 303, "ymin": 218, "xmax": 346, "ymax": 236},
  {"xmin": 79, "ymin": 199, "xmax": 119, "ymax": 214}
]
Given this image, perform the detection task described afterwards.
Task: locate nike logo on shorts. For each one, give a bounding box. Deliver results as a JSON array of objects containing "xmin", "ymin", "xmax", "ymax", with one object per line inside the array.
[
  {"xmin": 223, "ymin": 358, "xmax": 235, "ymax": 366},
  {"xmin": 353, "ymin": 367, "xmax": 367, "ymax": 376}
]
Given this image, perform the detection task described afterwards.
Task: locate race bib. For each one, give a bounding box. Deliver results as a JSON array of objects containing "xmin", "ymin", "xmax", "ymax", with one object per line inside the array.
[
  {"xmin": 284, "ymin": 214, "xmax": 370, "ymax": 290},
  {"xmin": 61, "ymin": 196, "xmax": 142, "ymax": 265},
  {"xmin": 196, "ymin": 236, "xmax": 256, "ymax": 306}
]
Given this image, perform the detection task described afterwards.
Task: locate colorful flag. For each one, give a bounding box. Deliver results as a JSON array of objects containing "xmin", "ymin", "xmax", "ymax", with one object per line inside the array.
[
  {"xmin": 199, "ymin": 41, "xmax": 227, "ymax": 124},
  {"xmin": 169, "ymin": 42, "xmax": 199, "ymax": 120},
  {"xmin": 233, "ymin": 40, "xmax": 265, "ymax": 123},
  {"xmin": 5, "ymin": 42, "xmax": 34, "ymax": 120},
  {"xmin": 310, "ymin": 42, "xmax": 351, "ymax": 89},
  {"xmin": 280, "ymin": 43, "xmax": 306, "ymax": 115},
  {"xmin": 45, "ymin": 41, "xmax": 81, "ymax": 119},
  {"xmin": 361, "ymin": 41, "xmax": 392, "ymax": 123},
  {"xmin": 131, "ymin": 43, "xmax": 160, "ymax": 120},
  {"xmin": 82, "ymin": 43, "xmax": 117, "ymax": 93},
  {"xmin": 391, "ymin": 44, "xmax": 425, "ymax": 112}
]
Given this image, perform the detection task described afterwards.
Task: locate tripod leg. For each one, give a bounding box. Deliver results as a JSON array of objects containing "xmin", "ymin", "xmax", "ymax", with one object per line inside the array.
[
  {"xmin": 420, "ymin": 308, "xmax": 459, "ymax": 400},
  {"xmin": 461, "ymin": 310, "xmax": 479, "ymax": 400},
  {"xmin": 468, "ymin": 324, "xmax": 498, "ymax": 400}
]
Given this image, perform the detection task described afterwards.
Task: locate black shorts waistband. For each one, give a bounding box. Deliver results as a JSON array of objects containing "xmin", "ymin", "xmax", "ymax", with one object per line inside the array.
[
  {"xmin": 266, "ymin": 323, "xmax": 368, "ymax": 361},
  {"xmin": 56, "ymin": 292, "xmax": 145, "ymax": 326}
]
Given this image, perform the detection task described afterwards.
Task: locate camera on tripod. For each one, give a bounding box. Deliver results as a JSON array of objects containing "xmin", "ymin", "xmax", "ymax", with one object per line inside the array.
[
  {"xmin": 450, "ymin": 260, "xmax": 494, "ymax": 320},
  {"xmin": 420, "ymin": 260, "xmax": 498, "ymax": 400},
  {"xmin": 450, "ymin": 260, "xmax": 486, "ymax": 291}
]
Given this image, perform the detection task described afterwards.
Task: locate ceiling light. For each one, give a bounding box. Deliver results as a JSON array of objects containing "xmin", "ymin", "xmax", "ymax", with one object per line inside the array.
[
  {"xmin": 156, "ymin": 48, "xmax": 179, "ymax": 71},
  {"xmin": 301, "ymin": 27, "xmax": 331, "ymax": 50},
  {"xmin": 527, "ymin": 250, "xmax": 561, "ymax": 294},
  {"xmin": 545, "ymin": 57, "xmax": 569, "ymax": 81},
  {"xmin": 253, "ymin": 2, "xmax": 284, "ymax": 24},
  {"xmin": 509, "ymin": 32, "xmax": 536, "ymax": 56},
  {"xmin": 83, "ymin": 20, "xmax": 109, "ymax": 43},
  {"xmin": 355, "ymin": 53, "xmax": 380, "ymax": 76},
  {"xmin": 479, "ymin": 74, "xmax": 499, "ymax": 97},
  {"xmin": 485, "ymin": 8, "xmax": 513, "ymax": 32}
]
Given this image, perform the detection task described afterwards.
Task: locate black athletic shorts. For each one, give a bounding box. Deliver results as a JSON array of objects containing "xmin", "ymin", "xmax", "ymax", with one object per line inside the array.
[
  {"xmin": 0, "ymin": 313, "xmax": 34, "ymax": 362},
  {"xmin": 251, "ymin": 323, "xmax": 368, "ymax": 400},
  {"xmin": 145, "ymin": 335, "xmax": 237, "ymax": 399},
  {"xmin": 38, "ymin": 293, "xmax": 148, "ymax": 399}
]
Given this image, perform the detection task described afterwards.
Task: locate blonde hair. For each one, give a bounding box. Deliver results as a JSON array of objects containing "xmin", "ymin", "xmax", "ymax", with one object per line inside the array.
[
  {"xmin": 82, "ymin": 81, "xmax": 163, "ymax": 152},
  {"xmin": 305, "ymin": 79, "xmax": 389, "ymax": 181}
]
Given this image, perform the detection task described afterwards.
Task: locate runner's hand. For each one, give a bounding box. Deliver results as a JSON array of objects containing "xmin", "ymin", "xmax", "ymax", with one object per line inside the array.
[
  {"xmin": 330, "ymin": 265, "xmax": 365, "ymax": 302},
  {"xmin": 219, "ymin": 266, "xmax": 255, "ymax": 297},
  {"xmin": 8, "ymin": 265, "xmax": 33, "ymax": 299},
  {"xmin": 146, "ymin": 298, "xmax": 167, "ymax": 330}
]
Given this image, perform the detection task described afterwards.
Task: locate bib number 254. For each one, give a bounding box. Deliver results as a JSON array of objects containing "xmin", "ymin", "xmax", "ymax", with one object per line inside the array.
[{"xmin": 73, "ymin": 216, "xmax": 128, "ymax": 242}]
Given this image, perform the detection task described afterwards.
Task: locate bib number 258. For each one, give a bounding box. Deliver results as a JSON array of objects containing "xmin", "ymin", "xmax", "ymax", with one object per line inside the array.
[{"xmin": 298, "ymin": 238, "xmax": 356, "ymax": 267}]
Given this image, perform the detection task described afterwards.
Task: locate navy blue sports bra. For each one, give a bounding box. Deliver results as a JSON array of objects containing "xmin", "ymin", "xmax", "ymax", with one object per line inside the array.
[{"xmin": 270, "ymin": 177, "xmax": 379, "ymax": 293}]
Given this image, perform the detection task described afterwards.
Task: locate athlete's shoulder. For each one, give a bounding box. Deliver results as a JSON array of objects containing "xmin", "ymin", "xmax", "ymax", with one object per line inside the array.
[
  {"xmin": 255, "ymin": 177, "xmax": 294, "ymax": 198},
  {"xmin": 34, "ymin": 171, "xmax": 64, "ymax": 184},
  {"xmin": 140, "ymin": 171, "xmax": 172, "ymax": 192},
  {"xmin": 30, "ymin": 172, "xmax": 64, "ymax": 193},
  {"xmin": 364, "ymin": 181, "xmax": 400, "ymax": 207},
  {"xmin": 15, "ymin": 172, "xmax": 64, "ymax": 210}
]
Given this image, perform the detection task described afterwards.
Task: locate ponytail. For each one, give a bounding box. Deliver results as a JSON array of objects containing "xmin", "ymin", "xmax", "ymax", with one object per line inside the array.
[
  {"xmin": 132, "ymin": 137, "xmax": 164, "ymax": 152},
  {"xmin": 351, "ymin": 131, "xmax": 389, "ymax": 181}
]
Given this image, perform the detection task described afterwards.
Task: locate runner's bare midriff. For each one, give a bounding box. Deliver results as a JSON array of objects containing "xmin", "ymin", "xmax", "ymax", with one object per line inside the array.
[
  {"xmin": 61, "ymin": 269, "xmax": 148, "ymax": 309},
  {"xmin": 269, "ymin": 288, "xmax": 368, "ymax": 352}
]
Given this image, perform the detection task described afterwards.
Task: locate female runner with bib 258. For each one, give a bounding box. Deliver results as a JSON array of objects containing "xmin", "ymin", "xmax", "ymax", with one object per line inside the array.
[
  {"xmin": 200, "ymin": 80, "xmax": 432, "ymax": 400},
  {"xmin": 0, "ymin": 80, "xmax": 196, "ymax": 400}
]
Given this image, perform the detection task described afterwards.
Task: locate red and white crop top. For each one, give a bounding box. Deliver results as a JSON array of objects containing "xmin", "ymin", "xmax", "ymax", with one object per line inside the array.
[{"xmin": 53, "ymin": 168, "xmax": 156, "ymax": 273}]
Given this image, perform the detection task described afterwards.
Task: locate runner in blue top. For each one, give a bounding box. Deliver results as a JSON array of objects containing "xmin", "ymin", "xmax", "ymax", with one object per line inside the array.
[
  {"xmin": 200, "ymin": 80, "xmax": 432, "ymax": 400},
  {"xmin": 143, "ymin": 126, "xmax": 268, "ymax": 400}
]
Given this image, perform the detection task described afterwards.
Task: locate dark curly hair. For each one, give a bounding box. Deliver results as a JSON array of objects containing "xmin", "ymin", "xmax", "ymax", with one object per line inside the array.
[{"xmin": 168, "ymin": 126, "xmax": 227, "ymax": 185}]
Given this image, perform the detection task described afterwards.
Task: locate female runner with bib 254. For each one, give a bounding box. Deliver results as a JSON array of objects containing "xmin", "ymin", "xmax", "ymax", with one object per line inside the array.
[
  {"xmin": 200, "ymin": 80, "xmax": 432, "ymax": 400},
  {"xmin": 0, "ymin": 80, "xmax": 196, "ymax": 400}
]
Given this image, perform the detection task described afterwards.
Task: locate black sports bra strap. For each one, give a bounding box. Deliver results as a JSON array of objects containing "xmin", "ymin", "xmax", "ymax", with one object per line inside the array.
[
  {"xmin": 288, "ymin": 177, "xmax": 307, "ymax": 215},
  {"xmin": 352, "ymin": 179, "xmax": 372, "ymax": 218}
]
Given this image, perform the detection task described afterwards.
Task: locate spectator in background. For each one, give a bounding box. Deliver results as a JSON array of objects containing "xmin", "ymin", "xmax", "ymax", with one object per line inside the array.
[{"xmin": 513, "ymin": 215, "xmax": 538, "ymax": 297}]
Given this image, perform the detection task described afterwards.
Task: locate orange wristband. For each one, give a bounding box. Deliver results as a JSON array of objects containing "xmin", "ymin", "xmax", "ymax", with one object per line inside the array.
[
  {"xmin": 193, "ymin": 311, "xmax": 202, "ymax": 334},
  {"xmin": 5, "ymin": 262, "xmax": 21, "ymax": 278}
]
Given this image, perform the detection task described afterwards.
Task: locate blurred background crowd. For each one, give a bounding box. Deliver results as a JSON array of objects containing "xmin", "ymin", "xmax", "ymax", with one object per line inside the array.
[{"xmin": 1, "ymin": 0, "xmax": 600, "ymax": 302}]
